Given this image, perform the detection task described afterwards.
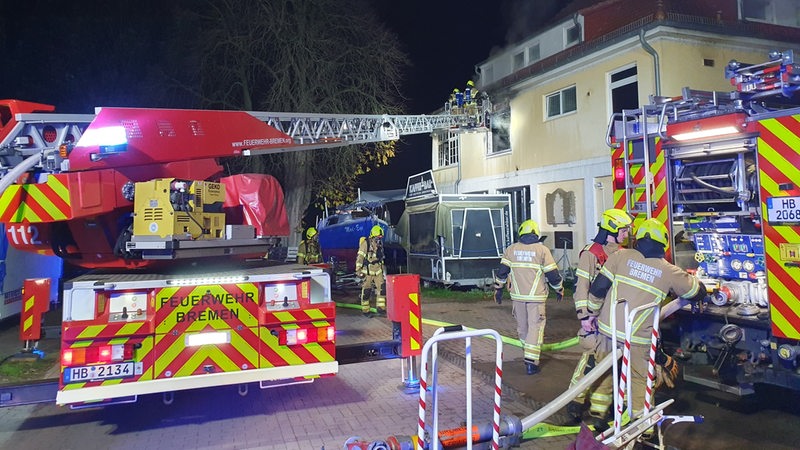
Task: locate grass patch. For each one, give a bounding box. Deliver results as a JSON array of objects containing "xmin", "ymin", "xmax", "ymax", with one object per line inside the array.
[
  {"xmin": 422, "ymin": 286, "xmax": 491, "ymax": 303},
  {"xmin": 0, "ymin": 354, "xmax": 58, "ymax": 384}
]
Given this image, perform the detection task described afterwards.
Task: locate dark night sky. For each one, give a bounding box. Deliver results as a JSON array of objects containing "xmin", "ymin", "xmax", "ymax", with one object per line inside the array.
[
  {"xmin": 1, "ymin": 0, "xmax": 572, "ymax": 191},
  {"xmin": 363, "ymin": 0, "xmax": 572, "ymax": 191}
]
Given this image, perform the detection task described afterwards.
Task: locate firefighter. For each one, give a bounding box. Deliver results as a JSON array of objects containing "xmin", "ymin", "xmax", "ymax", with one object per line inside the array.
[
  {"xmin": 450, "ymin": 88, "xmax": 464, "ymax": 114},
  {"xmin": 565, "ymin": 208, "xmax": 633, "ymax": 424},
  {"xmin": 586, "ymin": 218, "xmax": 706, "ymax": 432},
  {"xmin": 494, "ymin": 219, "xmax": 563, "ymax": 375},
  {"xmin": 297, "ymin": 227, "xmax": 322, "ymax": 265},
  {"xmin": 465, "ymin": 80, "xmax": 479, "ymax": 108},
  {"xmin": 356, "ymin": 225, "xmax": 386, "ymax": 318}
]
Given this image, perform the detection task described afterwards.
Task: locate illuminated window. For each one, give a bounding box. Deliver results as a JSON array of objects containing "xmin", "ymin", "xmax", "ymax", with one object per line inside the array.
[
  {"xmin": 488, "ymin": 108, "xmax": 511, "ymax": 154},
  {"xmin": 545, "ymin": 86, "xmax": 577, "ymax": 119},
  {"xmin": 436, "ymin": 130, "xmax": 459, "ymax": 168}
]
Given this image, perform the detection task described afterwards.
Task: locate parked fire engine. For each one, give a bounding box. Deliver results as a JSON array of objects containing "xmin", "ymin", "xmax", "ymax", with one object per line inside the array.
[
  {"xmin": 0, "ymin": 98, "xmax": 482, "ymax": 407},
  {"xmin": 608, "ymin": 50, "xmax": 800, "ymax": 396}
]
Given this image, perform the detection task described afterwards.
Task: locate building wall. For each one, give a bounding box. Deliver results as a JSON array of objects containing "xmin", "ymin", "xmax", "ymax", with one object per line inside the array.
[{"xmin": 433, "ymin": 26, "xmax": 797, "ymax": 267}]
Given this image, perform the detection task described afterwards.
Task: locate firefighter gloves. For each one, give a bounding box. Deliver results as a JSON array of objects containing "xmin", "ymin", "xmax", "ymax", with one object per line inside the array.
[
  {"xmin": 654, "ymin": 354, "xmax": 679, "ymax": 389},
  {"xmin": 580, "ymin": 317, "xmax": 597, "ymax": 333}
]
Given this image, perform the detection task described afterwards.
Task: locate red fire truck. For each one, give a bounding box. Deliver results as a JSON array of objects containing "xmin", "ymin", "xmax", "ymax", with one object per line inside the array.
[
  {"xmin": 0, "ymin": 99, "xmax": 477, "ymax": 406},
  {"xmin": 607, "ymin": 50, "xmax": 800, "ymax": 395}
]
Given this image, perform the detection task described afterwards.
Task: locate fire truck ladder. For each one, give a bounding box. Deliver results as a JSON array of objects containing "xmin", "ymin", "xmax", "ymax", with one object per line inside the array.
[
  {"xmin": 606, "ymin": 105, "xmax": 662, "ymax": 218},
  {"xmin": 605, "ymin": 86, "xmax": 744, "ymax": 220},
  {"xmin": 1, "ymin": 100, "xmax": 481, "ymax": 185}
]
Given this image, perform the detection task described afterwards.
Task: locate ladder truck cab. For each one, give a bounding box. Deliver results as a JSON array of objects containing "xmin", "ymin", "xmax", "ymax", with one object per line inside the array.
[
  {"xmin": 0, "ymin": 98, "xmax": 483, "ymax": 407},
  {"xmin": 607, "ymin": 50, "xmax": 800, "ymax": 396}
]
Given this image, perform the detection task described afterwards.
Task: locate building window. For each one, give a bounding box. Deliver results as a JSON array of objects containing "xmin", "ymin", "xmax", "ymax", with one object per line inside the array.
[
  {"xmin": 513, "ymin": 51, "xmax": 525, "ymax": 71},
  {"xmin": 528, "ymin": 43, "xmax": 540, "ymax": 63},
  {"xmin": 436, "ymin": 130, "xmax": 459, "ymax": 168},
  {"xmin": 545, "ymin": 86, "xmax": 577, "ymax": 119},
  {"xmin": 740, "ymin": 0, "xmax": 800, "ymax": 27},
  {"xmin": 488, "ymin": 108, "xmax": 511, "ymax": 154},
  {"xmin": 565, "ymin": 24, "xmax": 581, "ymax": 45},
  {"xmin": 610, "ymin": 65, "xmax": 639, "ymax": 114},
  {"xmin": 499, "ymin": 186, "xmax": 531, "ymax": 236}
]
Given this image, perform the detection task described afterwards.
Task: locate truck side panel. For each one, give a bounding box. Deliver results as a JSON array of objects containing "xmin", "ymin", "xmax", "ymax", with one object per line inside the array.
[{"xmin": 756, "ymin": 115, "xmax": 800, "ymax": 340}]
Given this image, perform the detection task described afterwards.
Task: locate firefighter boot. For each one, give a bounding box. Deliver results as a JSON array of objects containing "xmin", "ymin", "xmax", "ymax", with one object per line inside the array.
[
  {"xmin": 590, "ymin": 411, "xmax": 612, "ymax": 435},
  {"xmin": 566, "ymin": 401, "xmax": 586, "ymax": 424},
  {"xmin": 525, "ymin": 362, "xmax": 540, "ymax": 375},
  {"xmin": 361, "ymin": 289, "xmax": 374, "ymax": 318}
]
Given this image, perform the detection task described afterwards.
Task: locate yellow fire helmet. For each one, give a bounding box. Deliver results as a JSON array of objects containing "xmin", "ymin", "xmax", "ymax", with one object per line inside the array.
[
  {"xmin": 370, "ymin": 225, "xmax": 384, "ymax": 238},
  {"xmin": 518, "ymin": 219, "xmax": 540, "ymax": 237},
  {"xmin": 306, "ymin": 227, "xmax": 318, "ymax": 239},
  {"xmin": 635, "ymin": 218, "xmax": 669, "ymax": 249},
  {"xmin": 600, "ymin": 208, "xmax": 634, "ymax": 233}
]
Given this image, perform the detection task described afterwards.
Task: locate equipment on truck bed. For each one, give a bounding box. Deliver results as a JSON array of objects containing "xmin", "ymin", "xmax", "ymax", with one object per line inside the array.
[{"xmin": 606, "ymin": 50, "xmax": 800, "ymax": 396}]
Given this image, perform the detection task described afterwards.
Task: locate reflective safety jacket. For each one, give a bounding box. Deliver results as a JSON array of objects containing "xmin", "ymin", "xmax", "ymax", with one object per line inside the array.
[
  {"xmin": 574, "ymin": 241, "xmax": 619, "ymax": 318},
  {"xmin": 297, "ymin": 239, "xmax": 322, "ymax": 264},
  {"xmin": 587, "ymin": 248, "xmax": 700, "ymax": 345},
  {"xmin": 497, "ymin": 237, "xmax": 561, "ymax": 303},
  {"xmin": 356, "ymin": 237, "xmax": 384, "ymax": 277}
]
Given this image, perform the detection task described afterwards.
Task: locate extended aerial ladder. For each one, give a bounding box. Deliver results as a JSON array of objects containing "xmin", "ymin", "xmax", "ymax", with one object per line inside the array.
[
  {"xmin": 1, "ymin": 100, "xmax": 486, "ymax": 181},
  {"xmin": 0, "ymin": 99, "xmax": 488, "ymax": 268}
]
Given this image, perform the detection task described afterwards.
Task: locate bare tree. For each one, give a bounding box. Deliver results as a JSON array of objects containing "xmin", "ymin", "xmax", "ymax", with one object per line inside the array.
[{"xmin": 169, "ymin": 0, "xmax": 409, "ymax": 245}]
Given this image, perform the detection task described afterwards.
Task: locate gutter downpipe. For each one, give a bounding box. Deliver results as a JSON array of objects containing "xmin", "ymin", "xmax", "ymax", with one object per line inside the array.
[
  {"xmin": 455, "ymin": 141, "xmax": 462, "ymax": 194},
  {"xmin": 639, "ymin": 28, "xmax": 661, "ymax": 96}
]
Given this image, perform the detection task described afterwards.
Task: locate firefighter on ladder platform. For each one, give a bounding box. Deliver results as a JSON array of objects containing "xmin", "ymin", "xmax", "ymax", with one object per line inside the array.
[
  {"xmin": 586, "ymin": 218, "xmax": 706, "ymax": 433},
  {"xmin": 356, "ymin": 225, "xmax": 386, "ymax": 318},
  {"xmin": 297, "ymin": 226, "xmax": 322, "ymax": 264},
  {"xmin": 494, "ymin": 219, "xmax": 563, "ymax": 375},
  {"xmin": 566, "ymin": 208, "xmax": 633, "ymax": 425}
]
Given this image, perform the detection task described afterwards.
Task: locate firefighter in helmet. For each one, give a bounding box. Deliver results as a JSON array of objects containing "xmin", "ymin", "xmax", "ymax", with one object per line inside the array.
[
  {"xmin": 494, "ymin": 219, "xmax": 563, "ymax": 375},
  {"xmin": 356, "ymin": 225, "xmax": 386, "ymax": 318},
  {"xmin": 565, "ymin": 208, "xmax": 633, "ymax": 424},
  {"xmin": 465, "ymin": 80, "xmax": 478, "ymax": 101},
  {"xmin": 450, "ymin": 88, "xmax": 464, "ymax": 113},
  {"xmin": 465, "ymin": 80, "xmax": 479, "ymax": 106},
  {"xmin": 586, "ymin": 218, "xmax": 706, "ymax": 432},
  {"xmin": 297, "ymin": 227, "xmax": 322, "ymax": 265}
]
